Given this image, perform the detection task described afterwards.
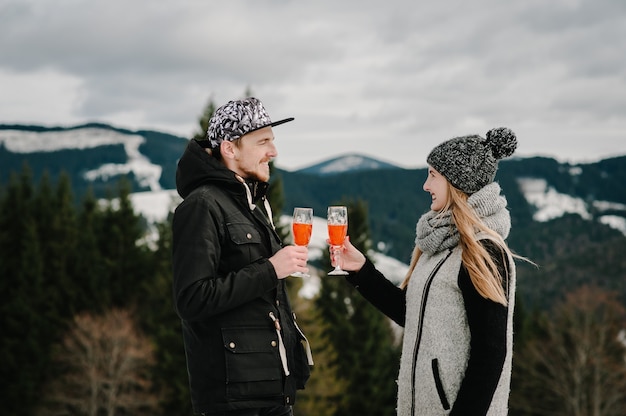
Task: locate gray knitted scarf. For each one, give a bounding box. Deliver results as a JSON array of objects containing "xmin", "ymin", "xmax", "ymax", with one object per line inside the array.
[{"xmin": 415, "ymin": 182, "xmax": 511, "ymax": 254}]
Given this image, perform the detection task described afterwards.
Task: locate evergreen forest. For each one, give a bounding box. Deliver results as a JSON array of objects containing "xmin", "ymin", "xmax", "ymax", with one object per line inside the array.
[{"xmin": 1, "ymin": 164, "xmax": 625, "ymax": 415}]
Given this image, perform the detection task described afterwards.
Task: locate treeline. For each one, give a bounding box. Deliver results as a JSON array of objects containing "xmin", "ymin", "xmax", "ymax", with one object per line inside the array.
[
  {"xmin": 0, "ymin": 166, "xmax": 402, "ymax": 416},
  {"xmin": 1, "ymin": 166, "xmax": 626, "ymax": 415},
  {"xmin": 0, "ymin": 166, "xmax": 190, "ymax": 415}
]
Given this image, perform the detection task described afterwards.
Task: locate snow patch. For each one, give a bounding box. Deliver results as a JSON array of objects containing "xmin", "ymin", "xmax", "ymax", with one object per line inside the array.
[
  {"xmin": 0, "ymin": 127, "xmax": 164, "ymax": 192},
  {"xmin": 319, "ymin": 155, "xmax": 385, "ymax": 174},
  {"xmin": 0, "ymin": 127, "xmax": 136, "ymax": 152},
  {"xmin": 569, "ymin": 166, "xmax": 582, "ymax": 176},
  {"xmin": 599, "ymin": 215, "xmax": 626, "ymax": 236},
  {"xmin": 593, "ymin": 200, "xmax": 626, "ymax": 211},
  {"xmin": 130, "ymin": 189, "xmax": 181, "ymax": 223},
  {"xmin": 517, "ymin": 178, "xmax": 591, "ymax": 221},
  {"xmin": 83, "ymin": 135, "xmax": 163, "ymax": 191}
]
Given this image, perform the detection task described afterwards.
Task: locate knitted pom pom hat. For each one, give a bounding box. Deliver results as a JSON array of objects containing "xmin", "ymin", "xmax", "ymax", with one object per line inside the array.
[{"xmin": 426, "ymin": 127, "xmax": 517, "ymax": 194}]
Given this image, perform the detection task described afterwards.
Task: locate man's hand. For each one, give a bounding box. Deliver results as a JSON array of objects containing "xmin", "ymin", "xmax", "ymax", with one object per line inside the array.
[{"xmin": 269, "ymin": 245, "xmax": 309, "ymax": 279}]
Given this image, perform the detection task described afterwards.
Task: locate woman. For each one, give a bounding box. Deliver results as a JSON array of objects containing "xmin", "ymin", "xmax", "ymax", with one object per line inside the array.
[{"xmin": 336, "ymin": 127, "xmax": 520, "ymax": 415}]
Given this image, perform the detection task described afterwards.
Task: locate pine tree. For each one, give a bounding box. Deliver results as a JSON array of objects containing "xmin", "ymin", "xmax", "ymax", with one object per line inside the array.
[
  {"xmin": 0, "ymin": 168, "xmax": 190, "ymax": 414},
  {"xmin": 36, "ymin": 172, "xmax": 79, "ymax": 321},
  {"xmin": 191, "ymin": 98, "xmax": 217, "ymax": 141},
  {"xmin": 137, "ymin": 218, "xmax": 193, "ymax": 416},
  {"xmin": 285, "ymin": 277, "xmax": 346, "ymax": 416},
  {"xmin": 97, "ymin": 177, "xmax": 152, "ymax": 307},
  {"xmin": 72, "ymin": 187, "xmax": 107, "ymax": 312},
  {"xmin": 0, "ymin": 166, "xmax": 48, "ymax": 416}
]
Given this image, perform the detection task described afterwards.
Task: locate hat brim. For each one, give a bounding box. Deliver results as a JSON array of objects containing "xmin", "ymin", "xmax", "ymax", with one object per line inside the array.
[
  {"xmin": 248, "ymin": 117, "xmax": 294, "ymax": 134},
  {"xmin": 198, "ymin": 117, "xmax": 295, "ymax": 149}
]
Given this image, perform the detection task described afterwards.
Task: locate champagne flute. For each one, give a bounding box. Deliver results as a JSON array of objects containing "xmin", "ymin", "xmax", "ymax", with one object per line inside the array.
[
  {"xmin": 327, "ymin": 206, "xmax": 349, "ymax": 275},
  {"xmin": 291, "ymin": 207, "xmax": 313, "ymax": 277}
]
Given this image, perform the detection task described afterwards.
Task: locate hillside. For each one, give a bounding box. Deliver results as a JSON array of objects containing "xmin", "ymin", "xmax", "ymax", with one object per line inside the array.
[
  {"xmin": 297, "ymin": 153, "xmax": 403, "ymax": 175},
  {"xmin": 0, "ymin": 123, "xmax": 187, "ymax": 195},
  {"xmin": 1, "ymin": 123, "xmax": 626, "ymax": 310}
]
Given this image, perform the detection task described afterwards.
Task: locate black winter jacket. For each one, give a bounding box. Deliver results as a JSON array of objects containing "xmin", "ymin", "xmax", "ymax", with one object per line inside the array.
[{"xmin": 172, "ymin": 140, "xmax": 311, "ymax": 414}]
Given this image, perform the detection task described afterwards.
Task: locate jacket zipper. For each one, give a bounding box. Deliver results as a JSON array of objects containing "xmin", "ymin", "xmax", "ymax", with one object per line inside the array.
[{"xmin": 410, "ymin": 249, "xmax": 453, "ymax": 415}]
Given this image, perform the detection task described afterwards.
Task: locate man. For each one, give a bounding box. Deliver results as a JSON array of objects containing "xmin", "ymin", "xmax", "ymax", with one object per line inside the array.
[{"xmin": 172, "ymin": 97, "xmax": 313, "ymax": 416}]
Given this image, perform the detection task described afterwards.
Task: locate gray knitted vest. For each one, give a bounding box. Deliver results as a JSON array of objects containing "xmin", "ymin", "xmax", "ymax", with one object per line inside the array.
[{"xmin": 397, "ymin": 183, "xmax": 516, "ymax": 415}]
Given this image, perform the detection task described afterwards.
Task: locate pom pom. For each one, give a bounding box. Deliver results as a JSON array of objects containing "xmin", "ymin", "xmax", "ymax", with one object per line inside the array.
[{"xmin": 486, "ymin": 127, "xmax": 517, "ymax": 160}]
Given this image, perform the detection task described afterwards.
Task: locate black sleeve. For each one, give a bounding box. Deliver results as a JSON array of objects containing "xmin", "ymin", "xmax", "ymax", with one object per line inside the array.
[
  {"xmin": 345, "ymin": 258, "xmax": 407, "ymax": 327},
  {"xmin": 172, "ymin": 194, "xmax": 278, "ymax": 321},
  {"xmin": 450, "ymin": 240, "xmax": 510, "ymax": 415}
]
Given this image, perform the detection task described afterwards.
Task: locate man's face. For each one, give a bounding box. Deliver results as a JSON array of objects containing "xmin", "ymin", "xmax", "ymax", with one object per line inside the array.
[{"xmin": 227, "ymin": 126, "xmax": 278, "ymax": 182}]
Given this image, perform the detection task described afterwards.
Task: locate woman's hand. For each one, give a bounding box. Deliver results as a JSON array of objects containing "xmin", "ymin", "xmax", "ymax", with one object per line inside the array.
[{"xmin": 331, "ymin": 236, "xmax": 366, "ymax": 272}]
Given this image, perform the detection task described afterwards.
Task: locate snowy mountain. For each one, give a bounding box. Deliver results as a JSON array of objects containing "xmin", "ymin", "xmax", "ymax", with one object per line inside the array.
[
  {"xmin": 3, "ymin": 122, "xmax": 626, "ymax": 308},
  {"xmin": 0, "ymin": 123, "xmax": 187, "ymax": 193},
  {"xmin": 3, "ymin": 123, "xmax": 626, "ymax": 239},
  {"xmin": 0, "ymin": 124, "xmax": 405, "ymax": 193},
  {"xmin": 297, "ymin": 153, "xmax": 403, "ymax": 175}
]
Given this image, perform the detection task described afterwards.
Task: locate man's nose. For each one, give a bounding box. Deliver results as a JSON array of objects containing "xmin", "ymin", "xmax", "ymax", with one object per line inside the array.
[{"xmin": 268, "ymin": 142, "xmax": 278, "ymax": 157}]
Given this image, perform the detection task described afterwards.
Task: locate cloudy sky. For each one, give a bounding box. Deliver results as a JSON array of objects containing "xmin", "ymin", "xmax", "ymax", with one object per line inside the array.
[{"xmin": 1, "ymin": 0, "xmax": 624, "ymax": 170}]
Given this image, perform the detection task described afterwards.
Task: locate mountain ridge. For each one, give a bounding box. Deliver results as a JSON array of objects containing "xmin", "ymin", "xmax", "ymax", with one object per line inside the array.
[
  {"xmin": 2, "ymin": 122, "xmax": 626, "ymax": 310},
  {"xmin": 297, "ymin": 153, "xmax": 404, "ymax": 175}
]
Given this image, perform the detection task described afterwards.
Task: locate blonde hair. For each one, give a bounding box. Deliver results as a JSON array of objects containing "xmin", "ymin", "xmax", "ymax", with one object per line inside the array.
[{"xmin": 400, "ymin": 183, "xmax": 511, "ymax": 306}]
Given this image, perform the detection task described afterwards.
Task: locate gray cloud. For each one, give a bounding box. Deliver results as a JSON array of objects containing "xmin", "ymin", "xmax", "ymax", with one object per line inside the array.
[{"xmin": 0, "ymin": 0, "xmax": 624, "ymax": 170}]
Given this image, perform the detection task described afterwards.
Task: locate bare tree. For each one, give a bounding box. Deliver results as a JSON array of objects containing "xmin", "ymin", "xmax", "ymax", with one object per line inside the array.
[
  {"xmin": 40, "ymin": 308, "xmax": 158, "ymax": 416},
  {"xmin": 513, "ymin": 285, "xmax": 626, "ymax": 416}
]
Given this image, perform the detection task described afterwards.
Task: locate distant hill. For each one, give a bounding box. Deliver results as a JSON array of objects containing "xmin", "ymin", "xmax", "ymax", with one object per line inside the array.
[
  {"xmin": 0, "ymin": 123, "xmax": 188, "ymax": 195},
  {"xmin": 298, "ymin": 153, "xmax": 404, "ymax": 175},
  {"xmin": 277, "ymin": 155, "xmax": 626, "ymax": 310},
  {"xmin": 2, "ymin": 122, "xmax": 626, "ymax": 310}
]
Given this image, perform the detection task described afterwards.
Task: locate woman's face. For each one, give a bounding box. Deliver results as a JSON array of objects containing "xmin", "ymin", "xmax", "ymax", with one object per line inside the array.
[{"xmin": 423, "ymin": 166, "xmax": 450, "ymax": 212}]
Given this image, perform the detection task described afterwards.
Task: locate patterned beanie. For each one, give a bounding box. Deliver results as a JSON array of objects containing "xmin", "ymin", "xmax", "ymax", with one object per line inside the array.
[
  {"xmin": 426, "ymin": 127, "xmax": 517, "ymax": 194},
  {"xmin": 204, "ymin": 97, "xmax": 294, "ymax": 149}
]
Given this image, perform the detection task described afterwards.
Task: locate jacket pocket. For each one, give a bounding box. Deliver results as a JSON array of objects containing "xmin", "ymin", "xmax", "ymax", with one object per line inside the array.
[
  {"xmin": 222, "ymin": 327, "xmax": 283, "ymax": 400},
  {"xmin": 431, "ymin": 358, "xmax": 451, "ymax": 410},
  {"xmin": 225, "ymin": 222, "xmax": 265, "ymax": 267},
  {"xmin": 226, "ymin": 222, "xmax": 263, "ymax": 245},
  {"xmin": 292, "ymin": 314, "xmax": 313, "ymax": 389},
  {"xmin": 292, "ymin": 342, "xmax": 311, "ymax": 389}
]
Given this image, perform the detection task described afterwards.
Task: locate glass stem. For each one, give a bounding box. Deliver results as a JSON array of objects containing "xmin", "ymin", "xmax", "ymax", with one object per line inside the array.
[{"xmin": 333, "ymin": 246, "xmax": 341, "ymax": 270}]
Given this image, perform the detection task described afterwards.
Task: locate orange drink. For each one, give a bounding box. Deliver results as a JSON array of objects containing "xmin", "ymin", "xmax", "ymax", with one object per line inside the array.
[
  {"xmin": 293, "ymin": 222, "xmax": 313, "ymax": 246},
  {"xmin": 327, "ymin": 223, "xmax": 347, "ymax": 246},
  {"xmin": 291, "ymin": 207, "xmax": 313, "ymax": 278},
  {"xmin": 327, "ymin": 206, "xmax": 349, "ymax": 275}
]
